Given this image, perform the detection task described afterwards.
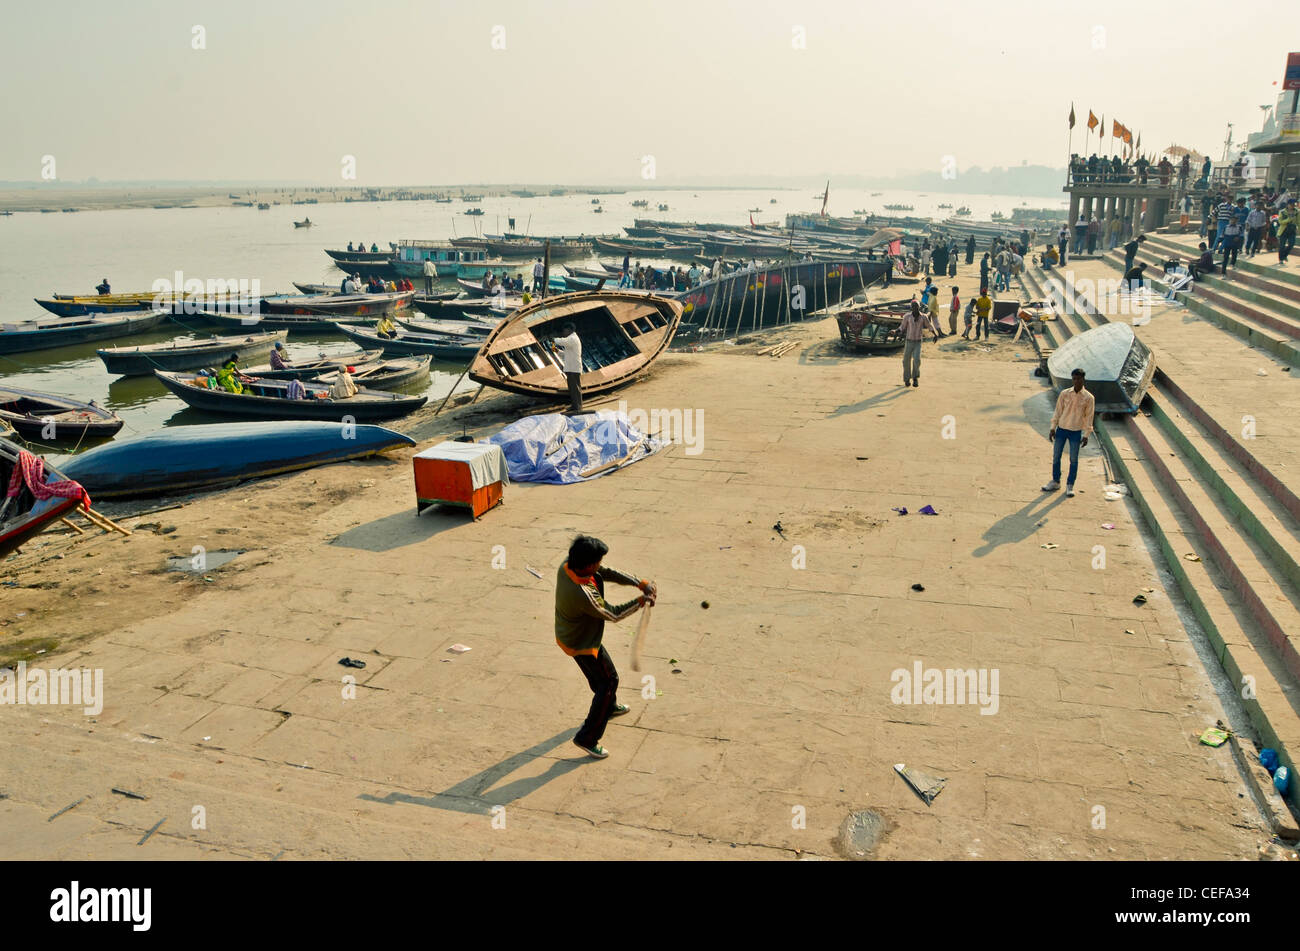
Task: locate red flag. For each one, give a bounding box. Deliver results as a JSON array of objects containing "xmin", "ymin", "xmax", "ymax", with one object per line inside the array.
[
  {"xmin": 749, "ymin": 214, "xmax": 755, "ymax": 228},
  {"xmin": 1069, "ymin": 103, "xmax": 1076, "ymax": 129}
]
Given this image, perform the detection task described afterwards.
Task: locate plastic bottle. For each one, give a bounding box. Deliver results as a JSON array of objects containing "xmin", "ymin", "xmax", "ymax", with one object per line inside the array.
[{"xmin": 1275, "ymin": 766, "xmax": 1290, "ymax": 796}]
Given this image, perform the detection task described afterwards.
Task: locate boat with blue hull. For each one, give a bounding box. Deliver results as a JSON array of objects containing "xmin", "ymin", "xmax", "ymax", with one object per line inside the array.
[{"xmin": 58, "ymin": 421, "xmax": 416, "ymax": 499}]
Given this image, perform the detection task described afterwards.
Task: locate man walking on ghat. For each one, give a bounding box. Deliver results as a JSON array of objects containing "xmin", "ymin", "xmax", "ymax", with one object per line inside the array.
[
  {"xmin": 555, "ymin": 535, "xmax": 656, "ymax": 759},
  {"xmin": 900, "ymin": 299, "xmax": 939, "ymax": 388},
  {"xmin": 552, "ymin": 322, "xmax": 584, "ymax": 413},
  {"xmin": 1042, "ymin": 368, "xmax": 1094, "ymax": 498}
]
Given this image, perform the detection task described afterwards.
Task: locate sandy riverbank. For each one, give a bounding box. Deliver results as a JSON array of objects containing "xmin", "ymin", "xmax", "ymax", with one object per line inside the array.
[{"xmin": 0, "ymin": 270, "xmax": 1272, "ymax": 859}]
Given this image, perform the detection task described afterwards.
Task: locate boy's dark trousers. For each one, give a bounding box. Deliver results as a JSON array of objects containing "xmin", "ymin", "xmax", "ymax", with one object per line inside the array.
[{"xmin": 573, "ymin": 645, "xmax": 619, "ymax": 748}]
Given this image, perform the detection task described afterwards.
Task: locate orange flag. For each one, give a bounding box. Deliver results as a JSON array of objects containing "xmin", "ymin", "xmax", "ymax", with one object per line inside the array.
[
  {"xmin": 1087, "ymin": 110, "xmax": 1099, "ymax": 131},
  {"xmin": 1111, "ymin": 119, "xmax": 1122, "ymax": 139}
]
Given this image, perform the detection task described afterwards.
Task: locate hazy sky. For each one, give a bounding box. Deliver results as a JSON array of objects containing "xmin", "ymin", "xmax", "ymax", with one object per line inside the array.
[{"xmin": 2, "ymin": 0, "xmax": 1295, "ymax": 184}]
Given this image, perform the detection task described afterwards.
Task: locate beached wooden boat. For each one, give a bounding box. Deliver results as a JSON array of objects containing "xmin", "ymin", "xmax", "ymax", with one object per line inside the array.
[
  {"xmin": 334, "ymin": 323, "xmax": 481, "ymax": 361},
  {"xmin": 836, "ymin": 304, "xmax": 908, "ymax": 353},
  {"xmin": 672, "ymin": 260, "xmax": 888, "ymax": 331},
  {"xmin": 0, "ymin": 385, "xmax": 124, "ymax": 441},
  {"xmin": 567, "ymin": 265, "xmax": 618, "ymax": 280},
  {"xmin": 468, "ymin": 291, "xmax": 682, "ymax": 400},
  {"xmin": 563, "ymin": 274, "xmax": 610, "ymax": 292},
  {"xmin": 56, "ymin": 422, "xmax": 416, "ymax": 500},
  {"xmin": 153, "ymin": 370, "xmax": 429, "ymax": 421},
  {"xmin": 97, "ymin": 331, "xmax": 289, "ymax": 376},
  {"xmin": 0, "ymin": 309, "xmax": 169, "ymax": 355},
  {"xmin": 0, "ymin": 438, "xmax": 90, "ymax": 557},
  {"xmin": 241, "ymin": 350, "xmax": 384, "ymax": 380},
  {"xmin": 1047, "ymin": 322, "xmax": 1156, "ymax": 414}
]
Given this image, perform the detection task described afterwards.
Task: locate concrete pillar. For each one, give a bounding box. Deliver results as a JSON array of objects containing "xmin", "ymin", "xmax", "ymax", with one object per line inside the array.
[
  {"xmin": 1082, "ymin": 196, "xmax": 1093, "ymax": 220},
  {"xmin": 1133, "ymin": 196, "xmax": 1145, "ymax": 236},
  {"xmin": 1068, "ymin": 192, "xmax": 1080, "ymax": 228}
]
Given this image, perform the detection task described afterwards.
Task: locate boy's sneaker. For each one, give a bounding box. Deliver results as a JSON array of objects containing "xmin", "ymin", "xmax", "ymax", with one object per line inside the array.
[
  {"xmin": 573, "ymin": 739, "xmax": 609, "ymax": 759},
  {"xmin": 610, "ymin": 703, "xmax": 630, "ymax": 717},
  {"xmin": 1042, "ymin": 481, "xmax": 1060, "ymax": 492},
  {"xmin": 1066, "ymin": 486, "xmax": 1076, "ymax": 497}
]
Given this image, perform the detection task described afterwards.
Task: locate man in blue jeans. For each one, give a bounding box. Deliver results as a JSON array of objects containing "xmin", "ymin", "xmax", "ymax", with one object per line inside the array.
[{"xmin": 1043, "ymin": 368, "xmax": 1095, "ymax": 498}]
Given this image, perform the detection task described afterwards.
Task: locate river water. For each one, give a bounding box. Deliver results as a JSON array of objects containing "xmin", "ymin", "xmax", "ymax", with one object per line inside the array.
[{"xmin": 0, "ymin": 185, "xmax": 1062, "ymax": 456}]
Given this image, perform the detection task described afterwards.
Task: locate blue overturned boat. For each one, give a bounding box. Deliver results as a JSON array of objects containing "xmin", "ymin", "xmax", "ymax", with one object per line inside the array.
[{"xmin": 57, "ymin": 421, "xmax": 415, "ymax": 499}]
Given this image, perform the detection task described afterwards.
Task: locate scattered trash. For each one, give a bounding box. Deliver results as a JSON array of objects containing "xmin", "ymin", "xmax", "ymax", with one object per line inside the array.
[
  {"xmin": 202, "ymin": 736, "xmax": 211, "ymax": 742},
  {"xmin": 1261, "ymin": 748, "xmax": 1279, "ymax": 773},
  {"xmin": 1102, "ymin": 483, "xmax": 1128, "ymax": 500},
  {"xmin": 719, "ymin": 546, "xmax": 732, "ymax": 550},
  {"xmin": 1258, "ymin": 369, "xmax": 1268, "ymax": 376},
  {"xmin": 892, "ymin": 507, "xmax": 909, "ymax": 516},
  {"xmin": 700, "ymin": 601, "xmax": 710, "ymax": 609},
  {"xmin": 773, "ymin": 521, "xmax": 785, "ymax": 538},
  {"xmin": 137, "ymin": 817, "xmax": 166, "ymax": 846},
  {"xmin": 672, "ymin": 669, "xmax": 682, "ymax": 674},
  {"xmin": 855, "ymin": 456, "xmax": 869, "ymax": 461},
  {"xmin": 1184, "ymin": 553, "xmax": 1201, "ymax": 562},
  {"xmin": 1103, "ymin": 491, "xmax": 1123, "ymax": 501},
  {"xmin": 48, "ymin": 797, "xmax": 87, "ymax": 822},
  {"xmin": 1284, "ymin": 367, "xmax": 1292, "ymax": 373},
  {"xmin": 111, "ymin": 788, "xmax": 148, "ymax": 800},
  {"xmin": 894, "ymin": 763, "xmax": 947, "ymax": 805},
  {"xmin": 338, "ymin": 657, "xmax": 366, "ymax": 669},
  {"xmin": 447, "ymin": 644, "xmax": 472, "ymax": 654},
  {"xmin": 1132, "ymin": 593, "xmax": 1147, "ymax": 605},
  {"xmin": 1276, "ymin": 766, "xmax": 1291, "ymax": 795},
  {"xmin": 911, "ymin": 583, "xmax": 925, "ymax": 592},
  {"xmin": 836, "ymin": 809, "xmax": 887, "ymax": 860},
  {"xmin": 669, "ymin": 658, "xmax": 678, "ymax": 664},
  {"xmin": 918, "ymin": 504, "xmax": 938, "ymax": 516},
  {"xmin": 1199, "ymin": 727, "xmax": 1230, "ymax": 747},
  {"xmin": 1124, "ymin": 629, "xmax": 1136, "ymax": 636},
  {"xmin": 1041, "ymin": 543, "xmax": 1058, "ymax": 550},
  {"xmin": 1035, "ymin": 519, "xmax": 1046, "ymax": 527},
  {"xmin": 16, "ymin": 612, "xmax": 26, "ymax": 618},
  {"xmin": 1101, "ymin": 523, "xmax": 1115, "ymax": 530},
  {"xmin": 524, "ymin": 565, "xmax": 543, "ymax": 579}
]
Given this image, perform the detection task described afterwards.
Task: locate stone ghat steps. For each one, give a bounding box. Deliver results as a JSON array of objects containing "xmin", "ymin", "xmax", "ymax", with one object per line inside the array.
[
  {"xmin": 1024, "ymin": 260, "xmax": 1300, "ymax": 804},
  {"xmin": 1096, "ymin": 239, "xmax": 1300, "ymax": 364}
]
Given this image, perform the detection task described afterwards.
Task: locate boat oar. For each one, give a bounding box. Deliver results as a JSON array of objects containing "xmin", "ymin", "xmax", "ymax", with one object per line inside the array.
[{"xmin": 434, "ymin": 366, "xmax": 473, "ymax": 416}]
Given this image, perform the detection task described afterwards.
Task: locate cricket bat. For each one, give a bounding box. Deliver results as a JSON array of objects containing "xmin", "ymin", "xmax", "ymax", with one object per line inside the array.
[{"xmin": 631, "ymin": 604, "xmax": 653, "ymax": 672}]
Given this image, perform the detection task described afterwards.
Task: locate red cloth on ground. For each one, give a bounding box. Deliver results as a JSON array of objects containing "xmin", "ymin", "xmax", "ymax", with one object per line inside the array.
[{"xmin": 6, "ymin": 450, "xmax": 90, "ymax": 508}]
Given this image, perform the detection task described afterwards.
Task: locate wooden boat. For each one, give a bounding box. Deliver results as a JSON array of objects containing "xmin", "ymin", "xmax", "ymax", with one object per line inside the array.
[
  {"xmin": 392, "ymin": 241, "xmax": 490, "ymax": 277},
  {"xmin": 484, "ymin": 238, "xmax": 592, "ymax": 260},
  {"xmin": 631, "ymin": 200, "xmax": 649, "ymax": 208},
  {"xmin": 563, "ymin": 274, "xmax": 610, "ymax": 292},
  {"xmin": 153, "ymin": 370, "xmax": 429, "ymax": 421},
  {"xmin": 836, "ymin": 303, "xmax": 908, "ymax": 353},
  {"xmin": 293, "ymin": 282, "xmax": 340, "ymax": 295},
  {"xmin": 261, "ymin": 290, "xmax": 413, "ymax": 317},
  {"xmin": 0, "ymin": 437, "xmax": 90, "ymax": 557},
  {"xmin": 567, "ymin": 265, "xmax": 618, "ymax": 280},
  {"xmin": 192, "ymin": 310, "xmax": 372, "ymax": 335},
  {"xmin": 242, "ymin": 349, "xmax": 384, "ymax": 379},
  {"xmin": 325, "ymin": 248, "xmax": 390, "ymax": 264},
  {"xmin": 257, "ymin": 202, "xmax": 270, "ymax": 210},
  {"xmin": 469, "ymin": 291, "xmax": 682, "ymax": 400},
  {"xmin": 293, "ymin": 218, "xmax": 313, "ymax": 228},
  {"xmin": 38, "ymin": 292, "xmax": 163, "ymax": 316},
  {"xmin": 955, "ymin": 207, "xmax": 971, "ymax": 215},
  {"xmin": 412, "ymin": 291, "xmax": 461, "ymax": 303},
  {"xmin": 334, "ymin": 323, "xmax": 481, "ymax": 361},
  {"xmin": 412, "ymin": 297, "xmax": 517, "ymax": 318},
  {"xmin": 0, "ymin": 309, "xmax": 169, "ymax": 355},
  {"xmin": 56, "ymin": 422, "xmax": 416, "ymax": 500},
  {"xmin": 97, "ymin": 331, "xmax": 289, "ymax": 376},
  {"xmin": 465, "ymin": 208, "xmax": 485, "ymax": 216},
  {"xmin": 399, "ymin": 316, "xmax": 494, "ymax": 338},
  {"xmin": 307, "ymin": 355, "xmax": 432, "ymax": 390},
  {"xmin": 883, "ymin": 204, "xmax": 914, "ymax": 212},
  {"xmin": 0, "ymin": 386, "xmax": 124, "ymax": 441},
  {"xmin": 672, "ymin": 260, "xmax": 888, "ymax": 331},
  {"xmin": 1047, "ymin": 322, "xmax": 1156, "ymax": 414}
]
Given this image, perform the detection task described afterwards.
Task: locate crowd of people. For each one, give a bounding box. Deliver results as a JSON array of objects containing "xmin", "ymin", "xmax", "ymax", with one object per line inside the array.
[
  {"xmin": 1199, "ymin": 184, "xmax": 1297, "ymax": 266},
  {"xmin": 1069, "ymin": 152, "xmax": 1203, "ymax": 188},
  {"xmin": 339, "ymin": 273, "xmax": 415, "ymax": 294}
]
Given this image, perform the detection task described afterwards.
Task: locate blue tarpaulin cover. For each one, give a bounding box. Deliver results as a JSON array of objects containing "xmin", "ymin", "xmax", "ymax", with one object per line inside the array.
[{"xmin": 486, "ymin": 412, "xmax": 663, "ymax": 484}]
